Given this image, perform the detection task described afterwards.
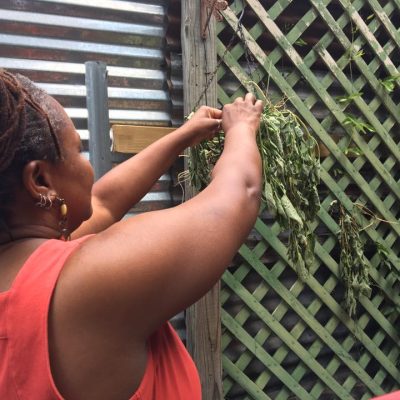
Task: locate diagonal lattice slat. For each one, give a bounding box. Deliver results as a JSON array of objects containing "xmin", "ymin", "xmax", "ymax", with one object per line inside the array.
[{"xmin": 216, "ymin": 0, "xmax": 400, "ymax": 398}]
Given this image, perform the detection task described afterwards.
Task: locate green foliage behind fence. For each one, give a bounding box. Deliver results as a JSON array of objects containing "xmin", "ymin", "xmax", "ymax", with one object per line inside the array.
[{"xmin": 216, "ymin": 1, "xmax": 400, "ymax": 398}]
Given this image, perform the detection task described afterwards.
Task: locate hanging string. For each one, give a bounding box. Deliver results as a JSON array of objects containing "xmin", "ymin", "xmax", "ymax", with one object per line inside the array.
[
  {"xmin": 202, "ymin": 0, "xmax": 220, "ymax": 40},
  {"xmin": 237, "ymin": 0, "xmax": 268, "ymax": 94},
  {"xmin": 237, "ymin": 0, "xmax": 256, "ymax": 85},
  {"xmin": 191, "ymin": 3, "xmax": 247, "ymax": 113},
  {"xmin": 202, "ymin": 34, "xmax": 209, "ymax": 107}
]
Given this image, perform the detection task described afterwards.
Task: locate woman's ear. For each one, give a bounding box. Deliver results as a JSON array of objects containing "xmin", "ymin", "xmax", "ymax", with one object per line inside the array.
[{"xmin": 22, "ymin": 160, "xmax": 55, "ymax": 198}]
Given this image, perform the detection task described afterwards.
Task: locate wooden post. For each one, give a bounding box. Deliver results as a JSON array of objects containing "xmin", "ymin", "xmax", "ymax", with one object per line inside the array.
[{"xmin": 181, "ymin": 1, "xmax": 223, "ymax": 399}]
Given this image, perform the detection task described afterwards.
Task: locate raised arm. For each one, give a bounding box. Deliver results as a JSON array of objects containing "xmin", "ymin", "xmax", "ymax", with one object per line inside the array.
[
  {"xmin": 56, "ymin": 94, "xmax": 263, "ymax": 340},
  {"xmin": 72, "ymin": 106, "xmax": 222, "ymax": 237}
]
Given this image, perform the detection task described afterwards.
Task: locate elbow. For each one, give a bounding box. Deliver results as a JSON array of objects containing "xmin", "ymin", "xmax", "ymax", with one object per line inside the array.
[
  {"xmin": 216, "ymin": 183, "xmax": 261, "ymax": 247},
  {"xmin": 247, "ymin": 182, "xmax": 262, "ymax": 215},
  {"xmin": 241, "ymin": 159, "xmax": 263, "ymax": 219},
  {"xmin": 214, "ymin": 166, "xmax": 262, "ymax": 223},
  {"xmin": 207, "ymin": 157, "xmax": 262, "ymax": 232},
  {"xmin": 244, "ymin": 179, "xmax": 262, "ymax": 224},
  {"xmin": 220, "ymin": 174, "xmax": 262, "ymax": 229}
]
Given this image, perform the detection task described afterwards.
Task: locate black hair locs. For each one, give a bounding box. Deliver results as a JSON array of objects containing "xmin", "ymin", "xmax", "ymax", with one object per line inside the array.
[{"xmin": 0, "ymin": 70, "xmax": 63, "ymax": 217}]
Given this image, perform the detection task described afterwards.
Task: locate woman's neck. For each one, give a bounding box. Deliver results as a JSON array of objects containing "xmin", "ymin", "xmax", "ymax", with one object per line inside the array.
[{"xmin": 0, "ymin": 224, "xmax": 62, "ymax": 245}]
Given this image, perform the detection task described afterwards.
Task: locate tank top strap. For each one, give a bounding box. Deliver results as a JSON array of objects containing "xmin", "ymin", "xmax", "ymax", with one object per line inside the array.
[{"xmin": 7, "ymin": 237, "xmax": 90, "ymax": 399}]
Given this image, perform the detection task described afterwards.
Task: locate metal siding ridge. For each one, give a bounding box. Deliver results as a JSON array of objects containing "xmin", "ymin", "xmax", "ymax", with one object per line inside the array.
[
  {"xmin": 76, "ymin": 130, "xmax": 90, "ymax": 141},
  {"xmin": 0, "ymin": 58, "xmax": 166, "ymax": 80},
  {"xmin": 35, "ymin": 0, "xmax": 164, "ymax": 16},
  {"xmin": 0, "ymin": 1, "xmax": 175, "ymax": 215},
  {"xmin": 0, "ymin": 34, "xmax": 163, "ymax": 59},
  {"xmin": 137, "ymin": 192, "xmax": 172, "ymax": 202},
  {"xmin": 0, "ymin": 9, "xmax": 164, "ymax": 37},
  {"xmin": 38, "ymin": 83, "xmax": 169, "ymax": 101},
  {"xmin": 65, "ymin": 108, "xmax": 170, "ymax": 122}
]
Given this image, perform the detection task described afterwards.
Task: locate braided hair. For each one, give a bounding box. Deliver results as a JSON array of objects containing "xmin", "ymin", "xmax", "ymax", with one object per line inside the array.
[{"xmin": 0, "ymin": 70, "xmax": 64, "ymax": 219}]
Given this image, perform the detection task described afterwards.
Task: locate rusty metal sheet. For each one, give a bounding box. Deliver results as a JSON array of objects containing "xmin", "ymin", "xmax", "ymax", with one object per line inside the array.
[{"xmin": 0, "ymin": 0, "xmax": 177, "ymax": 214}]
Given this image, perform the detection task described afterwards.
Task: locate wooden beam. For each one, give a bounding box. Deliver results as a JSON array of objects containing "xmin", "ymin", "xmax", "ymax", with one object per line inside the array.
[
  {"xmin": 111, "ymin": 125, "xmax": 175, "ymax": 153},
  {"xmin": 181, "ymin": 1, "xmax": 223, "ymax": 399}
]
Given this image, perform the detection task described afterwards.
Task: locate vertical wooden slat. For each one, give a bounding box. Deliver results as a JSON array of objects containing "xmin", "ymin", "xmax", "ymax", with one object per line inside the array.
[{"xmin": 181, "ymin": 1, "xmax": 223, "ymax": 399}]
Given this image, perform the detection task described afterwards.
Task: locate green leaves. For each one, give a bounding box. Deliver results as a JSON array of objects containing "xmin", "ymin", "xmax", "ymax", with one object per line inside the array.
[
  {"xmin": 379, "ymin": 74, "xmax": 400, "ymax": 93},
  {"xmin": 343, "ymin": 113, "xmax": 375, "ymax": 134},
  {"xmin": 188, "ymin": 96, "xmax": 321, "ymax": 280},
  {"xmin": 188, "ymin": 134, "xmax": 224, "ymax": 190},
  {"xmin": 330, "ymin": 201, "xmax": 371, "ymax": 317},
  {"xmin": 336, "ymin": 92, "xmax": 363, "ymax": 106},
  {"xmin": 280, "ymin": 195, "xmax": 303, "ymax": 227},
  {"xmin": 294, "ymin": 38, "xmax": 307, "ymax": 47},
  {"xmin": 258, "ymin": 103, "xmax": 320, "ymax": 278},
  {"xmin": 344, "ymin": 146, "xmax": 363, "ymax": 157},
  {"xmin": 351, "ymin": 48, "xmax": 365, "ymax": 60}
]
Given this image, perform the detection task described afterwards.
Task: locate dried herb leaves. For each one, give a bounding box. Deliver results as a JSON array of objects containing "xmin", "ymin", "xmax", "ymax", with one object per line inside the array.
[{"xmin": 187, "ymin": 99, "xmax": 321, "ymax": 279}]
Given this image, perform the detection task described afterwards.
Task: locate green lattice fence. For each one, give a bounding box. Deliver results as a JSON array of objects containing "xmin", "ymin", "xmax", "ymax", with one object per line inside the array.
[{"xmin": 216, "ymin": 1, "xmax": 400, "ymax": 398}]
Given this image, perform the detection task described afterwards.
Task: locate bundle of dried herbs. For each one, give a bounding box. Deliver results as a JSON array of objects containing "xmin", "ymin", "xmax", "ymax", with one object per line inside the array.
[
  {"xmin": 330, "ymin": 201, "xmax": 371, "ymax": 317},
  {"xmin": 259, "ymin": 101, "xmax": 320, "ymax": 279},
  {"xmin": 184, "ymin": 94, "xmax": 321, "ymax": 279}
]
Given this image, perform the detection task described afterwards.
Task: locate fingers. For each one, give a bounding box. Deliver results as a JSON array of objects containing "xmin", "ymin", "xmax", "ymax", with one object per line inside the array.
[
  {"xmin": 233, "ymin": 93, "xmax": 263, "ymax": 107},
  {"xmin": 197, "ymin": 105, "xmax": 223, "ymax": 119},
  {"xmin": 209, "ymin": 107, "xmax": 223, "ymax": 119},
  {"xmin": 255, "ymin": 99, "xmax": 264, "ymax": 111},
  {"xmin": 245, "ymin": 92, "xmax": 256, "ymax": 103},
  {"xmin": 233, "ymin": 93, "xmax": 255, "ymax": 103}
]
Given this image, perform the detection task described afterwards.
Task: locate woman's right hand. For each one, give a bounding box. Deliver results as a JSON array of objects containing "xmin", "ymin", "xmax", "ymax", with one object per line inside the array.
[
  {"xmin": 222, "ymin": 93, "xmax": 264, "ymax": 136},
  {"xmin": 182, "ymin": 105, "xmax": 223, "ymax": 147}
]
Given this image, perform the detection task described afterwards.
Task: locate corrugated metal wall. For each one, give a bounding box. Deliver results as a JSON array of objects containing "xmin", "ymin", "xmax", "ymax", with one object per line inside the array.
[{"xmin": 0, "ymin": 0, "xmax": 181, "ymax": 213}]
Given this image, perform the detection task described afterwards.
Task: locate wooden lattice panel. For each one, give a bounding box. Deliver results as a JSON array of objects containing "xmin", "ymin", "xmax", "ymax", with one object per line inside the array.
[{"xmin": 217, "ymin": 1, "xmax": 400, "ymax": 398}]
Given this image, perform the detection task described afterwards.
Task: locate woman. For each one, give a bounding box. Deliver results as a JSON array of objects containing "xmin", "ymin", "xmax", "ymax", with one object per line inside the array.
[{"xmin": 0, "ymin": 70, "xmax": 263, "ymax": 399}]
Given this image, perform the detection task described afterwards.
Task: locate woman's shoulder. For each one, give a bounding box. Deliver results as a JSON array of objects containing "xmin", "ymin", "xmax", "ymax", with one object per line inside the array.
[{"xmin": 5, "ymin": 236, "xmax": 92, "ymax": 294}]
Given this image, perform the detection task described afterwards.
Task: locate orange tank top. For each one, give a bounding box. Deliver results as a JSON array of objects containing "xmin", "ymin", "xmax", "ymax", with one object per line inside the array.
[{"xmin": 0, "ymin": 238, "xmax": 201, "ymax": 399}]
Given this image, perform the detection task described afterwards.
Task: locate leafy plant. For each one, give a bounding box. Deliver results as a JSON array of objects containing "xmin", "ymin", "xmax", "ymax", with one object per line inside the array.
[
  {"xmin": 185, "ymin": 86, "xmax": 321, "ymax": 279},
  {"xmin": 379, "ymin": 74, "xmax": 400, "ymax": 93},
  {"xmin": 330, "ymin": 201, "xmax": 371, "ymax": 317},
  {"xmin": 375, "ymin": 241, "xmax": 400, "ymax": 279},
  {"xmin": 375, "ymin": 241, "xmax": 400, "ymax": 320},
  {"xmin": 376, "ymin": 241, "xmax": 391, "ymax": 268},
  {"xmin": 343, "ymin": 113, "xmax": 375, "ymax": 134},
  {"xmin": 352, "ymin": 49, "xmax": 365, "ymax": 59},
  {"xmin": 336, "ymin": 92, "xmax": 363, "ymax": 106},
  {"xmin": 332, "ymin": 168, "xmax": 344, "ymax": 178},
  {"xmin": 294, "ymin": 38, "xmax": 307, "ymax": 47},
  {"xmin": 344, "ymin": 146, "xmax": 363, "ymax": 157}
]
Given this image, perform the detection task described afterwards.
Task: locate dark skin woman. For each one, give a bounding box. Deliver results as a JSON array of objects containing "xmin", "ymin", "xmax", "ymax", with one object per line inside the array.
[{"xmin": 0, "ymin": 70, "xmax": 263, "ymax": 399}]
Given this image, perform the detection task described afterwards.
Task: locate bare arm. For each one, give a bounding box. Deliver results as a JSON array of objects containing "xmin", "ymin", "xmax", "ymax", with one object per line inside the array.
[
  {"xmin": 57, "ymin": 93, "xmax": 263, "ymax": 340},
  {"xmin": 72, "ymin": 106, "xmax": 222, "ymax": 237}
]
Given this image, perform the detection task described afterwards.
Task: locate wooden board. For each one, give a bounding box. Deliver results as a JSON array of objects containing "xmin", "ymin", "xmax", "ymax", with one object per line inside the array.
[
  {"xmin": 112, "ymin": 125, "xmax": 175, "ymax": 153},
  {"xmin": 182, "ymin": 1, "xmax": 223, "ymax": 399}
]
